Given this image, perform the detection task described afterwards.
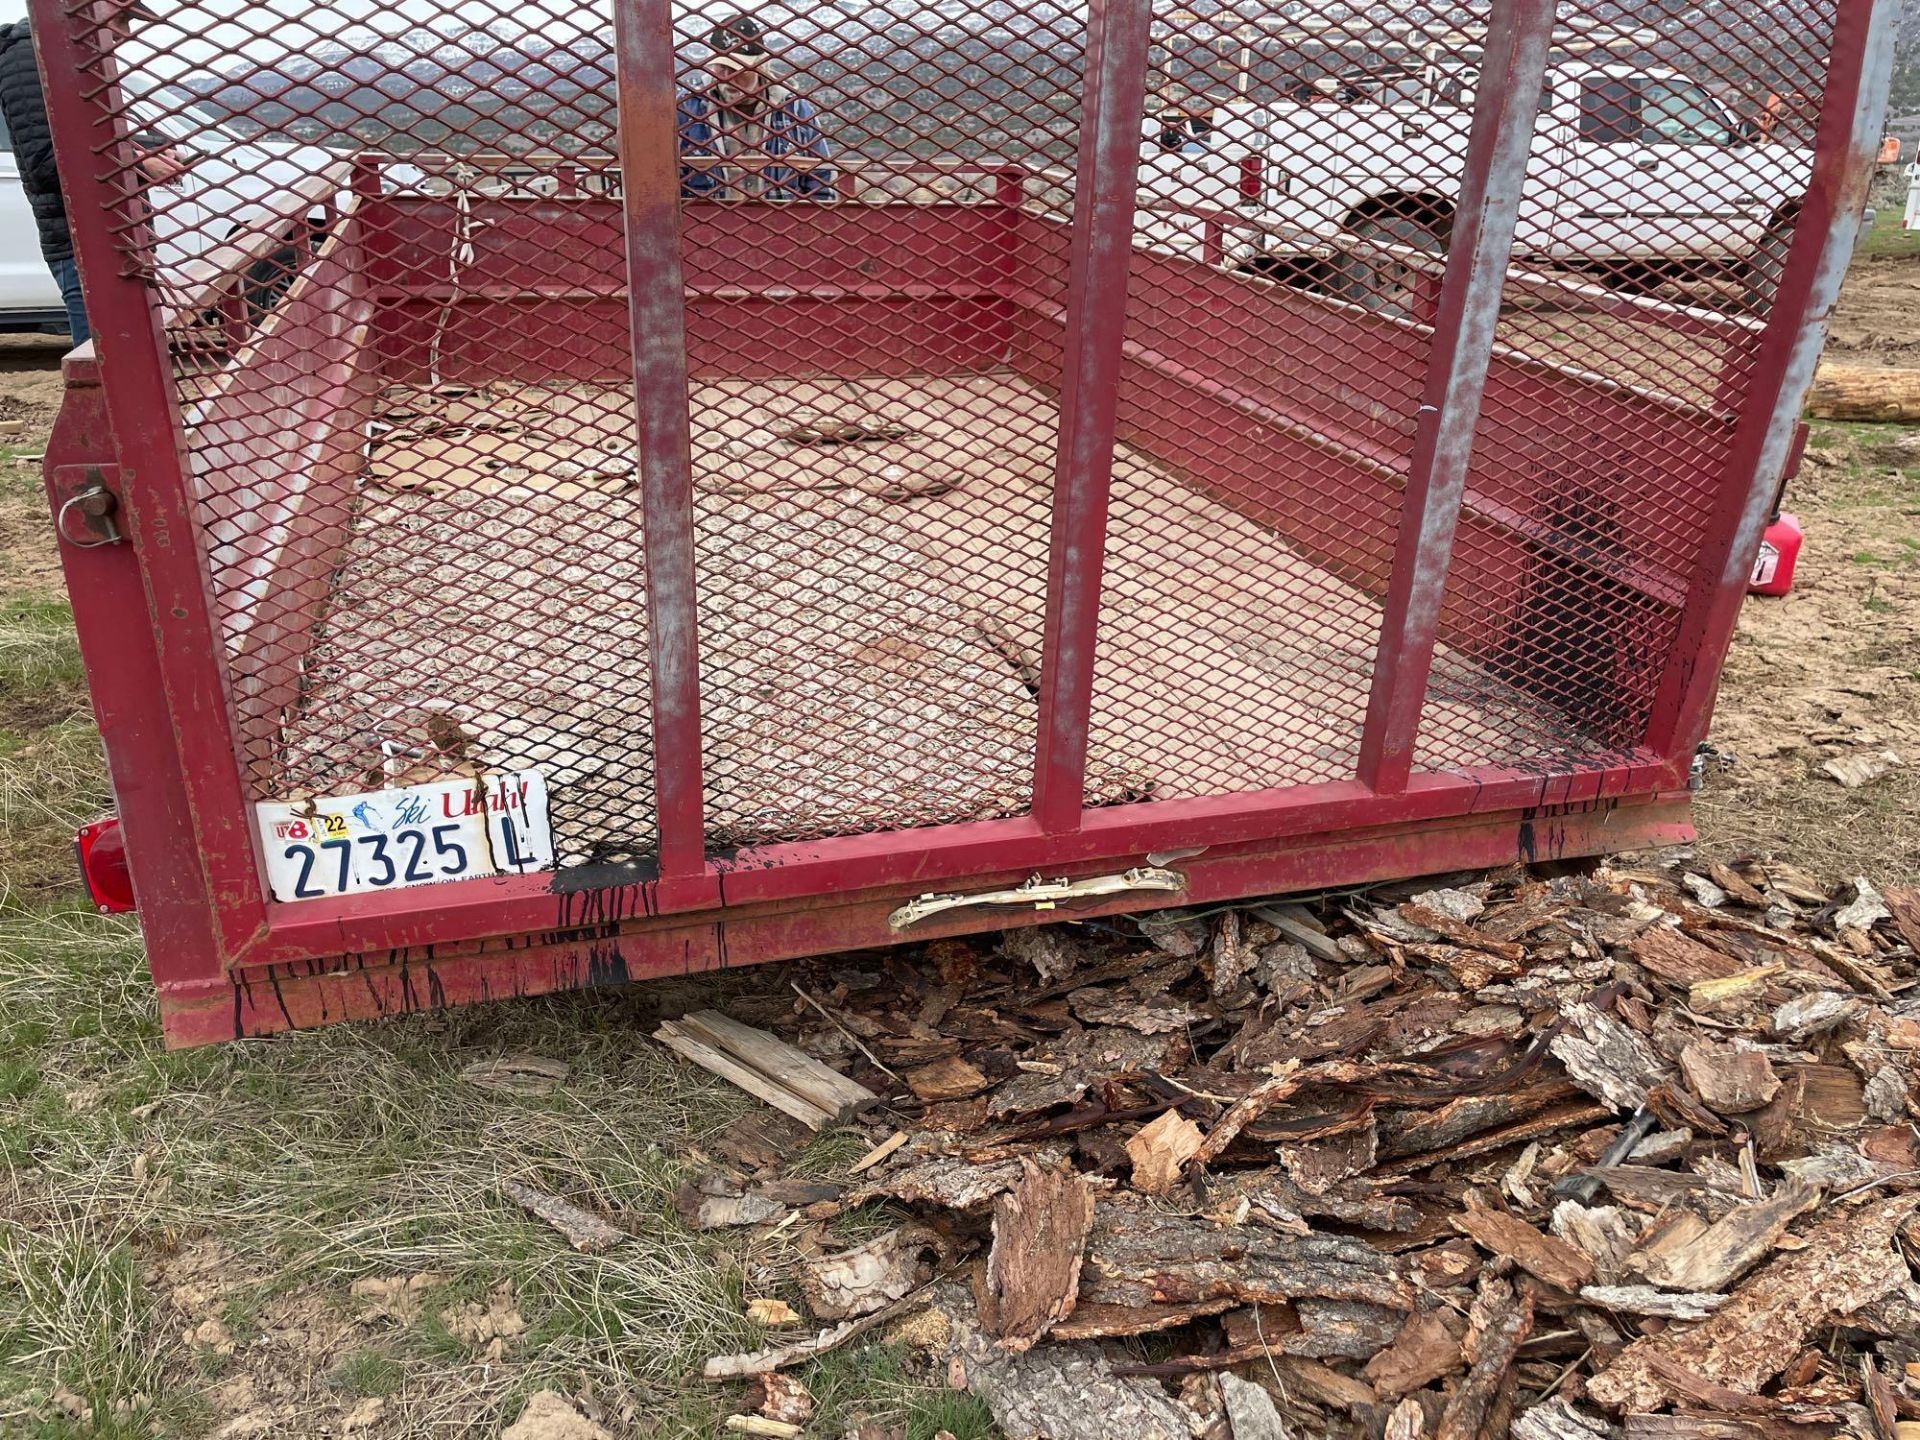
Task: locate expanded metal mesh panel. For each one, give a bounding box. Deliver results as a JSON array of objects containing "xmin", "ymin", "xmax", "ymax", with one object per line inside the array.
[
  {"xmin": 52, "ymin": 0, "xmax": 1846, "ymax": 872},
  {"xmin": 669, "ymin": 1, "xmax": 1086, "ymax": 844},
  {"xmin": 1417, "ymin": 0, "xmax": 1837, "ymax": 770},
  {"xmin": 1088, "ymin": 7, "xmax": 1460, "ymax": 796}
]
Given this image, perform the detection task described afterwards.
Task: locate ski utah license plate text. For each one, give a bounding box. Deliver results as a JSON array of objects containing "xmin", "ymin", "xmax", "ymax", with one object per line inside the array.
[{"xmin": 255, "ymin": 772, "xmax": 554, "ymax": 902}]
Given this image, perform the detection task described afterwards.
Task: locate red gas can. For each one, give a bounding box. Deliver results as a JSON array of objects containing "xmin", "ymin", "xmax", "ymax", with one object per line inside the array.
[{"xmin": 1750, "ymin": 512, "xmax": 1803, "ymax": 596}]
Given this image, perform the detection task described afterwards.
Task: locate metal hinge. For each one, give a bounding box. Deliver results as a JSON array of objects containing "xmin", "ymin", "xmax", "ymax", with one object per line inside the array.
[
  {"xmin": 886, "ymin": 866, "xmax": 1187, "ymax": 931},
  {"xmin": 51, "ymin": 463, "xmax": 126, "ymax": 548}
]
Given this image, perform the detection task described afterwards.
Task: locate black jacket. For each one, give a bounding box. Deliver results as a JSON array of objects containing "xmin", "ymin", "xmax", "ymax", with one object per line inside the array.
[{"xmin": 0, "ymin": 22, "xmax": 70, "ymax": 264}]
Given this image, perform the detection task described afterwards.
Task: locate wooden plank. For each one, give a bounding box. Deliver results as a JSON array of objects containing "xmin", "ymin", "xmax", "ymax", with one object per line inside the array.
[
  {"xmin": 654, "ymin": 1020, "xmax": 837, "ymax": 1130},
  {"xmin": 679, "ymin": 1010, "xmax": 876, "ymax": 1119}
]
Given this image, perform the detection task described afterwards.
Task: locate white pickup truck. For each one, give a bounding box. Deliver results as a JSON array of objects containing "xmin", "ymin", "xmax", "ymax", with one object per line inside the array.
[{"xmin": 1138, "ymin": 56, "xmax": 1814, "ymax": 315}]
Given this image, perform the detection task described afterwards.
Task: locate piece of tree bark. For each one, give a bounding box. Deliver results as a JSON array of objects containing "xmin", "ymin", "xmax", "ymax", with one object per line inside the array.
[
  {"xmin": 1580, "ymin": 1284, "xmax": 1728, "ymax": 1319},
  {"xmin": 1124, "ymin": 1109, "xmax": 1205, "ymax": 1197},
  {"xmin": 1806, "ymin": 362, "xmax": 1920, "ymax": 422},
  {"xmin": 1678, "ymin": 1042, "xmax": 1780, "ymax": 1115},
  {"xmin": 982, "ymin": 1160, "xmax": 1095, "ymax": 1352},
  {"xmin": 1079, "ymin": 1200, "xmax": 1411, "ymax": 1310},
  {"xmin": 1219, "ymin": 1372, "xmax": 1289, "ymax": 1440},
  {"xmin": 848, "ymin": 1154, "xmax": 1026, "ymax": 1212},
  {"xmin": 947, "ymin": 1309, "xmax": 1202, "ymax": 1440},
  {"xmin": 1363, "ymin": 1309, "xmax": 1465, "ymax": 1399},
  {"xmin": 1551, "ymin": 1201, "xmax": 1639, "ymax": 1284},
  {"xmin": 1384, "ymin": 1397, "xmax": 1427, "ymax": 1440},
  {"xmin": 1047, "ymin": 1298, "xmax": 1237, "ymax": 1341},
  {"xmin": 1550, "ymin": 1003, "xmax": 1673, "ymax": 1110},
  {"xmin": 1632, "ymin": 928, "xmax": 1749, "ymax": 986},
  {"xmin": 1513, "ymin": 1398, "xmax": 1613, "ymax": 1440},
  {"xmin": 1454, "ymin": 1201, "xmax": 1596, "ymax": 1292},
  {"xmin": 1436, "ymin": 1276, "xmax": 1534, "ymax": 1440},
  {"xmin": 1883, "ymin": 884, "xmax": 1920, "ymax": 954},
  {"xmin": 1277, "ymin": 1120, "xmax": 1378, "ymax": 1197},
  {"xmin": 1589, "ymin": 1195, "xmax": 1919, "ymax": 1412},
  {"xmin": 1623, "ymin": 1419, "xmax": 1848, "ymax": 1440},
  {"xmin": 1632, "ymin": 1180, "xmax": 1818, "ymax": 1293},
  {"xmin": 799, "ymin": 1226, "xmax": 940, "ymax": 1321},
  {"xmin": 903, "ymin": 1054, "xmax": 990, "ymax": 1102},
  {"xmin": 1190, "ymin": 1070, "xmax": 1307, "ymax": 1169},
  {"xmin": 500, "ymin": 1178, "xmax": 628, "ymax": 1253}
]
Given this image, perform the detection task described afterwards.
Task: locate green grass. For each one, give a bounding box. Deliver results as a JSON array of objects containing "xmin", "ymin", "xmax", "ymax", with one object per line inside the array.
[
  {"xmin": 0, "ymin": 550, "xmax": 936, "ymax": 1435},
  {"xmin": 1857, "ymin": 200, "xmax": 1920, "ymax": 259}
]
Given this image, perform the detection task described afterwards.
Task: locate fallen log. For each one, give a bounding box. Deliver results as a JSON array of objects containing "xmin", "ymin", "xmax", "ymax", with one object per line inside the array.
[{"xmin": 1806, "ymin": 362, "xmax": 1920, "ymax": 422}]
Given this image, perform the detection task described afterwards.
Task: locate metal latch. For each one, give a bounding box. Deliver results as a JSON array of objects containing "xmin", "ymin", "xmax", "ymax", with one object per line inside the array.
[
  {"xmin": 52, "ymin": 464, "xmax": 126, "ymax": 548},
  {"xmin": 886, "ymin": 866, "xmax": 1187, "ymax": 931}
]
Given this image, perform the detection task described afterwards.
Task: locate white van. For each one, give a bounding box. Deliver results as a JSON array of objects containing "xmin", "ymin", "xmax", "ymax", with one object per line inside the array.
[{"xmin": 0, "ymin": 94, "xmax": 347, "ymax": 334}]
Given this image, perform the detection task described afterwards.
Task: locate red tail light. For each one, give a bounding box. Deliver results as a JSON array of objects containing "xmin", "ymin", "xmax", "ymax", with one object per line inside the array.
[{"xmin": 75, "ymin": 817, "xmax": 136, "ymax": 913}]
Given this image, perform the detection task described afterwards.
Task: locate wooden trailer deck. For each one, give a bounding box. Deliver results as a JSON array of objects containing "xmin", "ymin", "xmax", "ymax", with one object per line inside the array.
[{"xmin": 277, "ymin": 373, "xmax": 1584, "ymax": 860}]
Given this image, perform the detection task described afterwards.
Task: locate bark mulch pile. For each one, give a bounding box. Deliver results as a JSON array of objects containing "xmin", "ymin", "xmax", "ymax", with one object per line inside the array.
[{"xmin": 623, "ymin": 852, "xmax": 1920, "ymax": 1440}]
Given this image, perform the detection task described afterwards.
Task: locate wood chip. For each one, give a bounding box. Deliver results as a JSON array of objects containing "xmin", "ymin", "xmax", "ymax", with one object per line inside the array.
[
  {"xmin": 1218, "ymin": 1372, "xmax": 1289, "ymax": 1440},
  {"xmin": 1678, "ymin": 1041, "xmax": 1780, "ymax": 1115},
  {"xmin": 1363, "ymin": 1309, "xmax": 1465, "ymax": 1399},
  {"xmin": 1821, "ymin": 750, "xmax": 1902, "ymax": 788},
  {"xmin": 1454, "ymin": 1200, "xmax": 1596, "ymax": 1292},
  {"xmin": 903, "ymin": 1054, "xmax": 990, "ymax": 1102},
  {"xmin": 981, "ymin": 1160, "xmax": 1094, "ymax": 1352},
  {"xmin": 1632, "ymin": 1180, "xmax": 1818, "ymax": 1293},
  {"xmin": 799, "ymin": 1227, "xmax": 940, "ymax": 1321},
  {"xmin": 1579, "ymin": 1284, "xmax": 1729, "ymax": 1319},
  {"xmin": 848, "ymin": 1132, "xmax": 909, "ymax": 1174},
  {"xmin": 746, "ymin": 1298, "xmax": 801, "ymax": 1328},
  {"xmin": 1123, "ymin": 1109, "xmax": 1205, "ymax": 1197},
  {"xmin": 1589, "ymin": 1195, "xmax": 1920, "ymax": 1412},
  {"xmin": 499, "ymin": 1178, "xmax": 627, "ymax": 1253}
]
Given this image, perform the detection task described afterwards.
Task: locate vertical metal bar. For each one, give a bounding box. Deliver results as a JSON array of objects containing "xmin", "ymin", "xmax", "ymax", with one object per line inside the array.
[
  {"xmin": 1030, "ymin": 0, "xmax": 1154, "ymax": 833},
  {"xmin": 614, "ymin": 0, "xmax": 705, "ymax": 878},
  {"xmin": 1354, "ymin": 0, "xmax": 1556, "ymax": 796},
  {"xmin": 31, "ymin": 0, "xmax": 270, "ymax": 961},
  {"xmin": 1643, "ymin": 0, "xmax": 1894, "ymax": 764}
]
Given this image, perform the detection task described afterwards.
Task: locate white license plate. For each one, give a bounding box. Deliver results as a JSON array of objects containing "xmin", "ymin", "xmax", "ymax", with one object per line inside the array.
[{"xmin": 255, "ymin": 771, "xmax": 554, "ymax": 903}]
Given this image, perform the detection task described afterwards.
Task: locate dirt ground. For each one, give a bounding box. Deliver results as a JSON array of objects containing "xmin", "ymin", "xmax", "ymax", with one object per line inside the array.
[
  {"xmin": 0, "ymin": 250, "xmax": 1915, "ymax": 1439},
  {"xmin": 1692, "ymin": 250, "xmax": 1920, "ymax": 882}
]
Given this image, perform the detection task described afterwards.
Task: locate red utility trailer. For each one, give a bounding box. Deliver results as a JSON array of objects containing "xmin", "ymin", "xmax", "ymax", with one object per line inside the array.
[{"xmin": 37, "ymin": 0, "xmax": 1891, "ymax": 1045}]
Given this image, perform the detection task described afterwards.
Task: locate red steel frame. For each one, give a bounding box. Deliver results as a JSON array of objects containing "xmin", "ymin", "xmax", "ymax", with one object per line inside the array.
[{"xmin": 33, "ymin": 0, "xmax": 1895, "ymax": 1046}]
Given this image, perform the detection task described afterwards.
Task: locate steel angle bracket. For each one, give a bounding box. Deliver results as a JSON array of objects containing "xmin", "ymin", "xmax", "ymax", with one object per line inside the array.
[{"xmin": 886, "ymin": 866, "xmax": 1188, "ymax": 931}]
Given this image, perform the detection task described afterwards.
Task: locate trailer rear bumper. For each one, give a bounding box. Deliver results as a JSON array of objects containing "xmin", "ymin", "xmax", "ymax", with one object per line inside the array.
[{"xmin": 156, "ymin": 786, "xmax": 1693, "ymax": 1048}]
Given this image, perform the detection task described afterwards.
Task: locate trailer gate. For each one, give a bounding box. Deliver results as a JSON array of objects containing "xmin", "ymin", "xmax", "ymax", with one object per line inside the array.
[{"xmin": 35, "ymin": 0, "xmax": 1892, "ymax": 1043}]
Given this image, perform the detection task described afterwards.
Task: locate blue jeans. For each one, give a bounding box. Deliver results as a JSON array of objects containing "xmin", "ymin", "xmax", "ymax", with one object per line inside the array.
[{"xmin": 51, "ymin": 254, "xmax": 89, "ymax": 346}]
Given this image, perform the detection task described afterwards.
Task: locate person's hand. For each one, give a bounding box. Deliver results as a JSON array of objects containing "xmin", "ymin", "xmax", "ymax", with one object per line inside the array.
[{"xmin": 137, "ymin": 147, "xmax": 187, "ymax": 186}]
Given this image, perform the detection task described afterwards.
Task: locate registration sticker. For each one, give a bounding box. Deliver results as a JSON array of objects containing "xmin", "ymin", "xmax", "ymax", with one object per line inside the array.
[{"xmin": 256, "ymin": 771, "xmax": 554, "ymax": 902}]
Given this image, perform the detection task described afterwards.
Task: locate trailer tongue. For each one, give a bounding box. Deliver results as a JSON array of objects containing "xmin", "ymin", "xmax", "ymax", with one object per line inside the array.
[{"xmin": 37, "ymin": 0, "xmax": 1893, "ymax": 1045}]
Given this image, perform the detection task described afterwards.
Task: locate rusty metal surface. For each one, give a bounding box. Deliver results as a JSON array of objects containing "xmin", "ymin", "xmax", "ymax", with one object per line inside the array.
[{"xmin": 29, "ymin": 0, "xmax": 1892, "ymax": 1040}]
